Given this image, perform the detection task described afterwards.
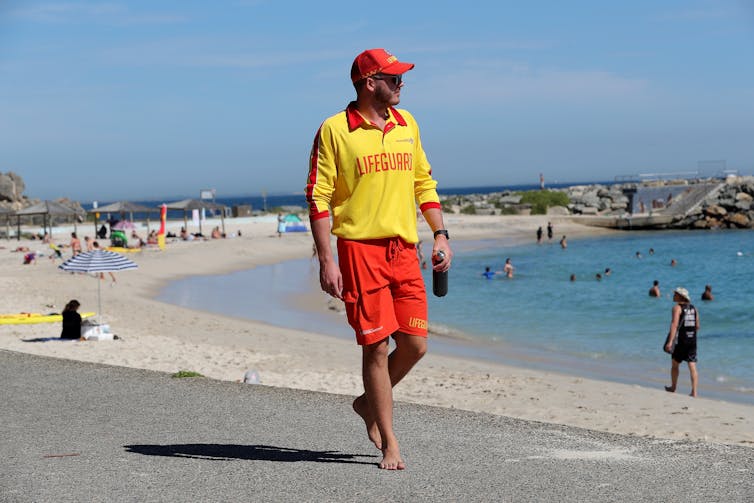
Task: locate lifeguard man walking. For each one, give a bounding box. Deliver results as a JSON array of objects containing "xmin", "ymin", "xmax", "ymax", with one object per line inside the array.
[{"xmin": 306, "ymin": 48, "xmax": 452, "ymax": 470}]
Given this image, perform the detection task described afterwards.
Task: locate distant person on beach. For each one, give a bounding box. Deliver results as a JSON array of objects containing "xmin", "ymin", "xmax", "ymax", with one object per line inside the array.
[
  {"xmin": 306, "ymin": 48, "xmax": 452, "ymax": 471},
  {"xmin": 277, "ymin": 213, "xmax": 285, "ymax": 238},
  {"xmin": 48, "ymin": 242, "xmax": 63, "ymax": 262},
  {"xmin": 92, "ymin": 241, "xmax": 116, "ymax": 285},
  {"xmin": 503, "ymin": 258, "xmax": 514, "ymax": 278},
  {"xmin": 670, "ymin": 259, "xmax": 677, "ymax": 267},
  {"xmin": 559, "ymin": 235, "xmax": 567, "ymax": 249},
  {"xmin": 664, "ymin": 287, "xmax": 699, "ymax": 397},
  {"xmin": 536, "ymin": 226, "xmax": 543, "ymax": 243},
  {"xmin": 649, "ymin": 280, "xmax": 660, "ymax": 297},
  {"xmin": 701, "ymin": 285, "xmax": 714, "ymax": 301},
  {"xmin": 547, "ymin": 221, "xmax": 553, "ymax": 240},
  {"xmin": 180, "ymin": 227, "xmax": 189, "ymax": 240},
  {"xmin": 60, "ymin": 299, "xmax": 82, "ymax": 340},
  {"xmin": 70, "ymin": 232, "xmax": 82, "ymax": 256},
  {"xmin": 84, "ymin": 236, "xmax": 94, "ymax": 252},
  {"xmin": 539, "ymin": 173, "xmax": 545, "ymax": 190},
  {"xmin": 97, "ymin": 224, "xmax": 108, "ymax": 239}
]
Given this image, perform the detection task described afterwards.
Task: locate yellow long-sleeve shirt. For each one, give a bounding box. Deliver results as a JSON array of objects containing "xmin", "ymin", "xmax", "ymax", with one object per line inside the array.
[{"xmin": 306, "ymin": 102, "xmax": 441, "ymax": 243}]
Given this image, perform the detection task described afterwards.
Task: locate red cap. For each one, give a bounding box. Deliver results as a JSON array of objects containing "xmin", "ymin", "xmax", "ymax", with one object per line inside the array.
[{"xmin": 350, "ymin": 48, "xmax": 415, "ymax": 83}]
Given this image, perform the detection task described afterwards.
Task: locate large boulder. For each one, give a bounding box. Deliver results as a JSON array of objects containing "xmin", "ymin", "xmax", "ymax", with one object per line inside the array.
[
  {"xmin": 0, "ymin": 172, "xmax": 26, "ymax": 202},
  {"xmin": 704, "ymin": 205, "xmax": 727, "ymax": 217},
  {"xmin": 727, "ymin": 213, "xmax": 751, "ymax": 228},
  {"xmin": 546, "ymin": 205, "xmax": 570, "ymax": 216}
]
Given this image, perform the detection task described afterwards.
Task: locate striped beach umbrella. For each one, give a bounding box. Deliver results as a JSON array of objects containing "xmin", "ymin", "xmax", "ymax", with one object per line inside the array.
[{"xmin": 59, "ymin": 250, "xmax": 138, "ymax": 323}]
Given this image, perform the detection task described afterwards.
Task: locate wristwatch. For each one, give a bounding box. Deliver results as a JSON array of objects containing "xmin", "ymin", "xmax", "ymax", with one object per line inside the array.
[{"xmin": 433, "ymin": 229, "xmax": 450, "ymax": 240}]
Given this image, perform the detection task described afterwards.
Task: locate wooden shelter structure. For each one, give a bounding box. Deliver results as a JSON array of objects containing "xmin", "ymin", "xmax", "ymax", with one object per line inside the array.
[
  {"xmin": 88, "ymin": 201, "xmax": 155, "ymax": 235},
  {"xmin": 164, "ymin": 199, "xmax": 227, "ymax": 235},
  {"xmin": 14, "ymin": 200, "xmax": 86, "ymax": 240}
]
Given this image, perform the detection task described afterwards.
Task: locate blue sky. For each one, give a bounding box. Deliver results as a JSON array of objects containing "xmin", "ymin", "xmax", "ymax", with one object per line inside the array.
[{"xmin": 1, "ymin": 1, "xmax": 753, "ymax": 202}]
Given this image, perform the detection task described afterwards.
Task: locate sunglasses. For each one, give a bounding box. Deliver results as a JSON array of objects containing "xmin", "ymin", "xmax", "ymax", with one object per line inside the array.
[{"xmin": 371, "ymin": 74, "xmax": 402, "ymax": 86}]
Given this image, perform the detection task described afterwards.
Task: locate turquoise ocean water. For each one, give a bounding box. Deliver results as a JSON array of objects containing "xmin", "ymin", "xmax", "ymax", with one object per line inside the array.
[{"xmin": 158, "ymin": 229, "xmax": 754, "ymax": 404}]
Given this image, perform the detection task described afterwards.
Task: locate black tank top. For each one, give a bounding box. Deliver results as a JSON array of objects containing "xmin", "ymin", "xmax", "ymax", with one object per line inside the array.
[{"xmin": 677, "ymin": 304, "xmax": 697, "ymax": 344}]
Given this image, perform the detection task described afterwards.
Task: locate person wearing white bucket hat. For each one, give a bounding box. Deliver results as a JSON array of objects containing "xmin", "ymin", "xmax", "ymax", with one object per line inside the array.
[{"xmin": 664, "ymin": 287, "xmax": 700, "ymax": 397}]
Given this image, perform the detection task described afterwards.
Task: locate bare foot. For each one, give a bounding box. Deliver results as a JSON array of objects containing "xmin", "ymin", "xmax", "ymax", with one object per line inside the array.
[
  {"xmin": 664, "ymin": 386, "xmax": 676, "ymax": 393},
  {"xmin": 379, "ymin": 445, "xmax": 405, "ymax": 470},
  {"xmin": 352, "ymin": 395, "xmax": 382, "ymax": 450}
]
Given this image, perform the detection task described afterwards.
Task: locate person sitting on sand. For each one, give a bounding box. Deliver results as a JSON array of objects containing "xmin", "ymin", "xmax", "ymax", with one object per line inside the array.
[
  {"xmin": 180, "ymin": 227, "xmax": 189, "ymax": 240},
  {"xmin": 61, "ymin": 300, "xmax": 82, "ymax": 340},
  {"xmin": 211, "ymin": 226, "xmax": 222, "ymax": 239},
  {"xmin": 664, "ymin": 287, "xmax": 699, "ymax": 397},
  {"xmin": 649, "ymin": 280, "xmax": 660, "ymax": 298},
  {"xmin": 701, "ymin": 285, "xmax": 714, "ymax": 301},
  {"xmin": 130, "ymin": 231, "xmax": 145, "ymax": 248}
]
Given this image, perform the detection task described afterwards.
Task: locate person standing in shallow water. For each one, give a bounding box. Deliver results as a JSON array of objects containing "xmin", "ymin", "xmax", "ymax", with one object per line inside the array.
[
  {"xmin": 306, "ymin": 48, "xmax": 452, "ymax": 470},
  {"xmin": 649, "ymin": 280, "xmax": 660, "ymax": 297},
  {"xmin": 664, "ymin": 287, "xmax": 700, "ymax": 397}
]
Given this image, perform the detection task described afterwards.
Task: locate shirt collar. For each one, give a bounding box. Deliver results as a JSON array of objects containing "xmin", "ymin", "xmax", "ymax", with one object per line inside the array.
[{"xmin": 345, "ymin": 102, "xmax": 407, "ymax": 131}]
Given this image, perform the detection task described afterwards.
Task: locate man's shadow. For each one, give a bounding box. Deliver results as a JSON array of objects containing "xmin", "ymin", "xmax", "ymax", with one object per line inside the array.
[{"xmin": 124, "ymin": 444, "xmax": 377, "ymax": 466}]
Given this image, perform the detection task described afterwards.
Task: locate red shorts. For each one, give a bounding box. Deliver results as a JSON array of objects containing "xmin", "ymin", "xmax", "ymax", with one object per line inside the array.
[{"xmin": 337, "ymin": 237, "xmax": 428, "ymax": 345}]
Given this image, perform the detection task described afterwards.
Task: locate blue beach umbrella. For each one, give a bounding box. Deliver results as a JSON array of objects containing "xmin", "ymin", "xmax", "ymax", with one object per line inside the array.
[{"xmin": 59, "ymin": 250, "xmax": 138, "ymax": 322}]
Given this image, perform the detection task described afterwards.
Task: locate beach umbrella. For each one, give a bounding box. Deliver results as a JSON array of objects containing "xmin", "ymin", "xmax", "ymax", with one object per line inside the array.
[
  {"xmin": 112, "ymin": 220, "xmax": 137, "ymax": 230},
  {"xmin": 58, "ymin": 249, "xmax": 138, "ymax": 323}
]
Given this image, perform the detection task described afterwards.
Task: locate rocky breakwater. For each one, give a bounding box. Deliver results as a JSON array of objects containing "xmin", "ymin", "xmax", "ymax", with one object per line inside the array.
[
  {"xmin": 439, "ymin": 184, "xmax": 630, "ymax": 217},
  {"xmin": 562, "ymin": 184, "xmax": 629, "ymax": 216},
  {"xmin": 677, "ymin": 176, "xmax": 754, "ymax": 229}
]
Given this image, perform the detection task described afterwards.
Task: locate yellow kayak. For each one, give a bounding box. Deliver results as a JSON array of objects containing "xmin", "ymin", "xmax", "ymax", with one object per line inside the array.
[
  {"xmin": 0, "ymin": 312, "xmax": 96, "ymax": 325},
  {"xmin": 106, "ymin": 247, "xmax": 142, "ymax": 253}
]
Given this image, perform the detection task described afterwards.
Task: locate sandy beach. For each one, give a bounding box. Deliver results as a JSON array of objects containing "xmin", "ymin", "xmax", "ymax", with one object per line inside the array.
[{"xmin": 1, "ymin": 214, "xmax": 752, "ymax": 448}]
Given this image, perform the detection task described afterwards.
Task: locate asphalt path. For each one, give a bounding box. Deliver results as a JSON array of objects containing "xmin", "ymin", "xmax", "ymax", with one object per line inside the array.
[{"xmin": 1, "ymin": 349, "xmax": 752, "ymax": 502}]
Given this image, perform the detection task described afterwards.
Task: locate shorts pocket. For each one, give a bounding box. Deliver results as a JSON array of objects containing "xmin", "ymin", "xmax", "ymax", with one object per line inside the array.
[{"xmin": 342, "ymin": 291, "xmax": 360, "ymax": 331}]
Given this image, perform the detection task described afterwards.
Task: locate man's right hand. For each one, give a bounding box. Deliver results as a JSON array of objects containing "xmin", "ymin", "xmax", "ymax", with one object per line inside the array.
[{"xmin": 319, "ymin": 257, "xmax": 343, "ymax": 299}]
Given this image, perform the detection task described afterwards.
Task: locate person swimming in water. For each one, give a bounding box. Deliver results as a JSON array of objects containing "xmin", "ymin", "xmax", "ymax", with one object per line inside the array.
[
  {"xmin": 649, "ymin": 280, "xmax": 660, "ymax": 298},
  {"xmin": 701, "ymin": 285, "xmax": 713, "ymax": 301}
]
